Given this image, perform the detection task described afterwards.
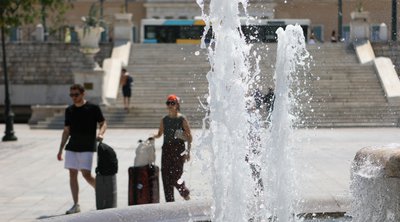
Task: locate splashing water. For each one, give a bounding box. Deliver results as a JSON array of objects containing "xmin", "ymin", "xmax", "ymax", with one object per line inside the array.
[
  {"xmin": 197, "ymin": 0, "xmax": 309, "ymax": 221},
  {"xmin": 263, "ymin": 25, "xmax": 309, "ymax": 222},
  {"xmin": 197, "ymin": 0, "xmax": 253, "ymax": 221}
]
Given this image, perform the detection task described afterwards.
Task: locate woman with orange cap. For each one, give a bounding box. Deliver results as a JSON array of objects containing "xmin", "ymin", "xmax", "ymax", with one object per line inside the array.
[{"xmin": 152, "ymin": 94, "xmax": 192, "ymax": 202}]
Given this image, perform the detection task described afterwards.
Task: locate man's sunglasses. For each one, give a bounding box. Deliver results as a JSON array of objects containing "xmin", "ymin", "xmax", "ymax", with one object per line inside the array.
[
  {"xmin": 69, "ymin": 93, "xmax": 81, "ymax": 98},
  {"xmin": 166, "ymin": 101, "xmax": 176, "ymax": 106}
]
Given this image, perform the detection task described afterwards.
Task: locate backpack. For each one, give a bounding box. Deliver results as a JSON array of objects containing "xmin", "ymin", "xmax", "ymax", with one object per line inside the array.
[
  {"xmin": 96, "ymin": 142, "xmax": 118, "ymax": 175},
  {"xmin": 127, "ymin": 75, "xmax": 133, "ymax": 86}
]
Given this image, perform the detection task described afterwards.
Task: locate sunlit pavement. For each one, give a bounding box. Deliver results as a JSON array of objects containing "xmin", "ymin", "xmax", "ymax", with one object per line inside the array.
[{"xmin": 1, "ymin": 124, "xmax": 400, "ymax": 221}]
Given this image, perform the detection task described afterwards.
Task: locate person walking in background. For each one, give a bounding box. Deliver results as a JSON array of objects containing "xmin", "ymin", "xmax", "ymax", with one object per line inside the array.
[
  {"xmin": 120, "ymin": 68, "xmax": 133, "ymax": 112},
  {"xmin": 264, "ymin": 86, "xmax": 275, "ymax": 122},
  {"xmin": 152, "ymin": 94, "xmax": 192, "ymax": 202},
  {"xmin": 331, "ymin": 30, "xmax": 337, "ymax": 43},
  {"xmin": 57, "ymin": 84, "xmax": 107, "ymax": 214},
  {"xmin": 309, "ymin": 31, "xmax": 316, "ymax": 44},
  {"xmin": 253, "ymin": 88, "xmax": 264, "ymax": 111}
]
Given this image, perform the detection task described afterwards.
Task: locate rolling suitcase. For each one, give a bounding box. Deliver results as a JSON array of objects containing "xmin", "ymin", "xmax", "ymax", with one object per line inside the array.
[
  {"xmin": 128, "ymin": 164, "xmax": 160, "ymax": 205},
  {"xmin": 128, "ymin": 138, "xmax": 159, "ymax": 205},
  {"xmin": 95, "ymin": 142, "xmax": 118, "ymax": 210}
]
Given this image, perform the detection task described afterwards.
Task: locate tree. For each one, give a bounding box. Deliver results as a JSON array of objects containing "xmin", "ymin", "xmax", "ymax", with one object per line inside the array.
[
  {"xmin": 39, "ymin": 0, "xmax": 72, "ymax": 41},
  {"xmin": 0, "ymin": 0, "xmax": 69, "ymax": 141}
]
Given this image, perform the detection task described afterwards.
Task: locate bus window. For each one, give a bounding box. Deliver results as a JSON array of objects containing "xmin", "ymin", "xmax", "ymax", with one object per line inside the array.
[
  {"xmin": 145, "ymin": 26, "xmax": 157, "ymax": 39},
  {"xmin": 242, "ymin": 25, "xmax": 263, "ymax": 43},
  {"xmin": 180, "ymin": 26, "xmax": 203, "ymax": 39},
  {"xmin": 141, "ymin": 18, "xmax": 310, "ymax": 44}
]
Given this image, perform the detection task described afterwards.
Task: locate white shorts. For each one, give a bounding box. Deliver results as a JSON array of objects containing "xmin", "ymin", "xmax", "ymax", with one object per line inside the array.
[{"xmin": 64, "ymin": 150, "xmax": 94, "ymax": 171}]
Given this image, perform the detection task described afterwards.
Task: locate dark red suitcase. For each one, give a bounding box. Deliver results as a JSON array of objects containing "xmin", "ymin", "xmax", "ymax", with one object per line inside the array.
[{"xmin": 128, "ymin": 165, "xmax": 160, "ymax": 205}]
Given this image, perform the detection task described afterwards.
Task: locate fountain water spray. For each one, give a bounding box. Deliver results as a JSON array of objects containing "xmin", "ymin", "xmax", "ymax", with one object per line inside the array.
[
  {"xmin": 197, "ymin": 0, "xmax": 253, "ymax": 221},
  {"xmin": 263, "ymin": 25, "xmax": 309, "ymax": 222},
  {"xmin": 197, "ymin": 0, "xmax": 310, "ymax": 221}
]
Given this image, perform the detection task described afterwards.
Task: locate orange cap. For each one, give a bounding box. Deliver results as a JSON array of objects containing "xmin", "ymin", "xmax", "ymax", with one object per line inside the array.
[{"xmin": 167, "ymin": 94, "xmax": 179, "ymax": 102}]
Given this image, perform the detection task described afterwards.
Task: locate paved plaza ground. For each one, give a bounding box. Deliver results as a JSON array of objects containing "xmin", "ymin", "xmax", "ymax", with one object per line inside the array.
[{"xmin": 1, "ymin": 124, "xmax": 400, "ymax": 221}]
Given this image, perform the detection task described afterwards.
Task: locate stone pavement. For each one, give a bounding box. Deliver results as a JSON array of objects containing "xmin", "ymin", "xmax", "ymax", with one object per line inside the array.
[{"xmin": 1, "ymin": 124, "xmax": 400, "ymax": 222}]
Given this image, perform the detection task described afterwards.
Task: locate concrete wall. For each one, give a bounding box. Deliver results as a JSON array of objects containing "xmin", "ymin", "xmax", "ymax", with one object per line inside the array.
[
  {"xmin": 0, "ymin": 42, "xmax": 112, "ymax": 105},
  {"xmin": 373, "ymin": 43, "xmax": 400, "ymax": 75}
]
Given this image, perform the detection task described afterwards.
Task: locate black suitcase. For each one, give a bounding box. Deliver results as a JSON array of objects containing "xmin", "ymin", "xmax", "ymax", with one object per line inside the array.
[
  {"xmin": 95, "ymin": 142, "xmax": 118, "ymax": 210},
  {"xmin": 128, "ymin": 164, "xmax": 160, "ymax": 205},
  {"xmin": 96, "ymin": 174, "xmax": 117, "ymax": 209}
]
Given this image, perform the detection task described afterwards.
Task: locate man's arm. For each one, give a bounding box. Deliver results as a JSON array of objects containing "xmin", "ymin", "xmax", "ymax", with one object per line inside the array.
[
  {"xmin": 97, "ymin": 121, "xmax": 107, "ymax": 141},
  {"xmin": 57, "ymin": 126, "xmax": 70, "ymax": 161}
]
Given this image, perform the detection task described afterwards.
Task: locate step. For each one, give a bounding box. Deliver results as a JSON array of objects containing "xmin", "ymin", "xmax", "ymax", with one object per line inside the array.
[{"xmin": 30, "ymin": 43, "xmax": 400, "ymax": 129}]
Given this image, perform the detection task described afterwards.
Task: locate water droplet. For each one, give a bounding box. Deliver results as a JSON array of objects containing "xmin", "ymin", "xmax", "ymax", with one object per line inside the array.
[
  {"xmin": 195, "ymin": 51, "xmax": 200, "ymax": 56},
  {"xmin": 177, "ymin": 178, "xmax": 184, "ymax": 185}
]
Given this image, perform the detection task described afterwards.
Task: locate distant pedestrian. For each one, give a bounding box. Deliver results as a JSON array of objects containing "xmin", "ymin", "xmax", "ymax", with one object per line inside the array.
[
  {"xmin": 152, "ymin": 94, "xmax": 192, "ymax": 202},
  {"xmin": 253, "ymin": 88, "xmax": 264, "ymax": 110},
  {"xmin": 57, "ymin": 84, "xmax": 107, "ymax": 214},
  {"xmin": 120, "ymin": 68, "xmax": 133, "ymax": 112},
  {"xmin": 309, "ymin": 31, "xmax": 316, "ymax": 44},
  {"xmin": 331, "ymin": 30, "xmax": 337, "ymax": 43},
  {"xmin": 264, "ymin": 87, "xmax": 275, "ymax": 118}
]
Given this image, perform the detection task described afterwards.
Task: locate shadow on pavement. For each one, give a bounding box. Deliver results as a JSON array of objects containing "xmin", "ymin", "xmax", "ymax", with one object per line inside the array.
[{"xmin": 37, "ymin": 214, "xmax": 66, "ymax": 220}]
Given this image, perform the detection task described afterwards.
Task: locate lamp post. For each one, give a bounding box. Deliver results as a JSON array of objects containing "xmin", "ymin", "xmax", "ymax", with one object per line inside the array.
[
  {"xmin": 1, "ymin": 25, "xmax": 17, "ymax": 141},
  {"xmin": 392, "ymin": 0, "xmax": 397, "ymax": 42},
  {"xmin": 338, "ymin": 0, "xmax": 343, "ymax": 41},
  {"xmin": 100, "ymin": 0, "xmax": 104, "ymax": 19}
]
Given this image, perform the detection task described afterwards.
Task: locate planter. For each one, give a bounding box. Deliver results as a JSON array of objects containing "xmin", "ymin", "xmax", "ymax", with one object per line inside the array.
[
  {"xmin": 76, "ymin": 26, "xmax": 104, "ymax": 50},
  {"xmin": 76, "ymin": 26, "xmax": 104, "ymax": 69},
  {"xmin": 350, "ymin": 11, "xmax": 370, "ymax": 43},
  {"xmin": 114, "ymin": 13, "xmax": 133, "ymax": 42},
  {"xmin": 350, "ymin": 11, "xmax": 370, "ymax": 21},
  {"xmin": 114, "ymin": 13, "xmax": 132, "ymax": 21}
]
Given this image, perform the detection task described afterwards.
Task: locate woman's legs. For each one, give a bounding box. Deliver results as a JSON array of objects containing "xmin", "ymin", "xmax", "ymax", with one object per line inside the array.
[{"xmin": 161, "ymin": 143, "xmax": 190, "ymax": 202}]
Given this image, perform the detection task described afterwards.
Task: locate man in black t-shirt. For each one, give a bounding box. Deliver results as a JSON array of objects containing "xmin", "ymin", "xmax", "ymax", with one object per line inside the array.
[{"xmin": 57, "ymin": 84, "xmax": 107, "ymax": 214}]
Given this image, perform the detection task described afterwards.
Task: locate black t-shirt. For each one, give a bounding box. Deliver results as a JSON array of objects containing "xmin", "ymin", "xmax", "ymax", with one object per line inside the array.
[{"xmin": 65, "ymin": 102, "xmax": 105, "ymax": 152}]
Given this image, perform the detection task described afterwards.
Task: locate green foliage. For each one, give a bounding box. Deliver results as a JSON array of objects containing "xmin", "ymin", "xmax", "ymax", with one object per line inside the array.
[
  {"xmin": 0, "ymin": 0, "xmax": 37, "ymax": 27},
  {"xmin": 41, "ymin": 0, "xmax": 73, "ymax": 40},
  {"xmin": 82, "ymin": 4, "xmax": 99, "ymax": 28},
  {"xmin": 356, "ymin": 0, "xmax": 364, "ymax": 12},
  {"xmin": 0, "ymin": 0, "xmax": 70, "ymax": 28},
  {"xmin": 82, "ymin": 3, "xmax": 107, "ymax": 28},
  {"xmin": 81, "ymin": 3, "xmax": 106, "ymax": 36}
]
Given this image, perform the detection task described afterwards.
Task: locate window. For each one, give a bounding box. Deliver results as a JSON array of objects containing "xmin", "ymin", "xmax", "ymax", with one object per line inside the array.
[{"xmin": 370, "ymin": 24, "xmax": 380, "ymax": 42}]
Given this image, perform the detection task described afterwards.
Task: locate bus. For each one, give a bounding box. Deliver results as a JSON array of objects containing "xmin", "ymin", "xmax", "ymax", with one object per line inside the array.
[{"xmin": 140, "ymin": 18, "xmax": 311, "ymax": 44}]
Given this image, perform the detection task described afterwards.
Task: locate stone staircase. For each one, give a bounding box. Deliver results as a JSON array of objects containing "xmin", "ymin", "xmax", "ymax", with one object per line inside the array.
[
  {"xmin": 300, "ymin": 44, "xmax": 400, "ymax": 127},
  {"xmin": 106, "ymin": 44, "xmax": 210, "ymax": 128},
  {"xmin": 31, "ymin": 43, "xmax": 400, "ymax": 129}
]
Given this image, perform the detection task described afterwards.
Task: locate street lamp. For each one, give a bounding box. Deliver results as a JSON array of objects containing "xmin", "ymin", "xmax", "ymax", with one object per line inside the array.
[
  {"xmin": 1, "ymin": 26, "xmax": 17, "ymax": 141},
  {"xmin": 392, "ymin": 0, "xmax": 397, "ymax": 41},
  {"xmin": 338, "ymin": 0, "xmax": 343, "ymax": 41}
]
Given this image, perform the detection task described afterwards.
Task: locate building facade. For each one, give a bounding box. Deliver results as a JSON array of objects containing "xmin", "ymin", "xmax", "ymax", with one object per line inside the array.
[{"xmin": 11, "ymin": 0, "xmax": 399, "ymax": 43}]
